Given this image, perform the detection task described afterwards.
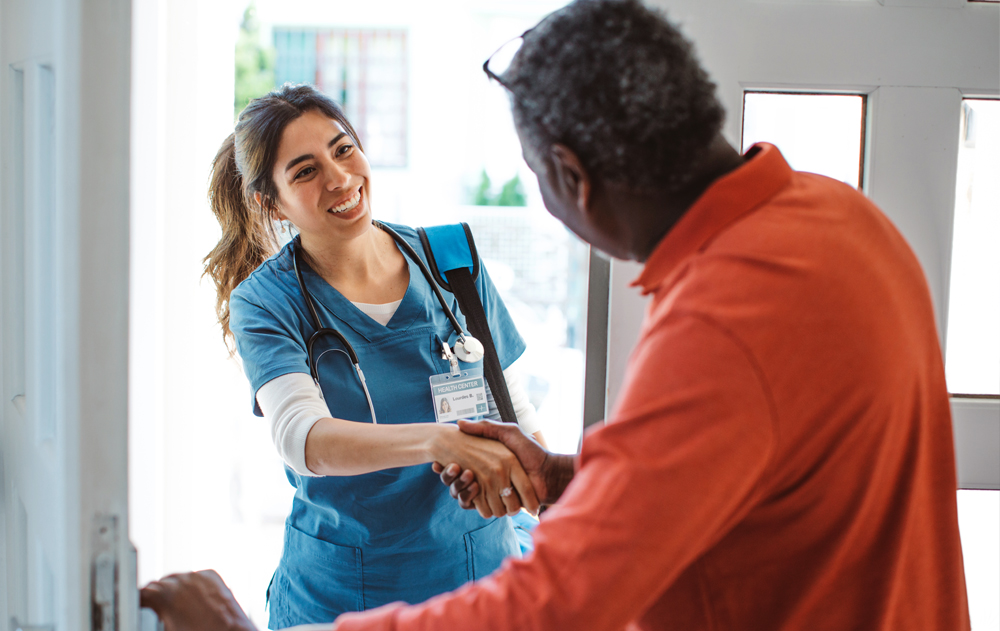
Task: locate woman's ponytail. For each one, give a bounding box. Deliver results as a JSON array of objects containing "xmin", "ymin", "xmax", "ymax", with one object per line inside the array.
[
  {"xmin": 204, "ymin": 132, "xmax": 278, "ymax": 349},
  {"xmin": 204, "ymin": 85, "xmax": 362, "ymax": 350}
]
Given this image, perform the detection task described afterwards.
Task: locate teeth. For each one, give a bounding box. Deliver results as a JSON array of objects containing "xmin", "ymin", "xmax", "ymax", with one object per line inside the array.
[{"xmin": 330, "ymin": 190, "xmax": 361, "ymax": 214}]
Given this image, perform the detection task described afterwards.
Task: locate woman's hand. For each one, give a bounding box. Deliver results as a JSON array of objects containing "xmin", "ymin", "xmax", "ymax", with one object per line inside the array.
[
  {"xmin": 434, "ymin": 421, "xmax": 576, "ymax": 513},
  {"xmin": 427, "ymin": 423, "xmax": 540, "ymax": 518}
]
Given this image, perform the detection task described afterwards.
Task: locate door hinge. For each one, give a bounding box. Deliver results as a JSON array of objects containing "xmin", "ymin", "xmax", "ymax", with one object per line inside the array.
[{"xmin": 91, "ymin": 515, "xmax": 118, "ymax": 631}]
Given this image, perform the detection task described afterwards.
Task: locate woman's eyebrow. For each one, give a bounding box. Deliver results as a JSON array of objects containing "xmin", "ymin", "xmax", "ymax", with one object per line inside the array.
[{"xmin": 284, "ymin": 132, "xmax": 348, "ymax": 173}]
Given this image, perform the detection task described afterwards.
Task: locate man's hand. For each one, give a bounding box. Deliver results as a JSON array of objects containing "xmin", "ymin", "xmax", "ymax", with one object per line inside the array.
[
  {"xmin": 140, "ymin": 570, "xmax": 257, "ymax": 631},
  {"xmin": 432, "ymin": 420, "xmax": 575, "ymax": 510}
]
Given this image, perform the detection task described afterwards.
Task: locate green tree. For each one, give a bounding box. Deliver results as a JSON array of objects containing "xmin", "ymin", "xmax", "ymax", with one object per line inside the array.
[
  {"xmin": 496, "ymin": 173, "xmax": 527, "ymax": 206},
  {"xmin": 234, "ymin": 3, "xmax": 275, "ymax": 120},
  {"xmin": 470, "ymin": 170, "xmax": 528, "ymax": 206},
  {"xmin": 472, "ymin": 169, "xmax": 494, "ymax": 206}
]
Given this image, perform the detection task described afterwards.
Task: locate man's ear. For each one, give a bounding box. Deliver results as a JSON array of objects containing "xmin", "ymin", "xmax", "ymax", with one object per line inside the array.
[
  {"xmin": 254, "ymin": 191, "xmax": 286, "ymax": 222},
  {"xmin": 549, "ymin": 144, "xmax": 591, "ymax": 215}
]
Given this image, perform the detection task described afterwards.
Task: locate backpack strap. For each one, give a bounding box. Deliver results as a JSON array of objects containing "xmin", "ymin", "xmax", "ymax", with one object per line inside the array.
[{"xmin": 417, "ymin": 224, "xmax": 517, "ymax": 425}]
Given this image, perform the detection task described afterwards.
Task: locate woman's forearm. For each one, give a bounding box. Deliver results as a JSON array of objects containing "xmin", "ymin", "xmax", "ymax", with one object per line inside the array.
[
  {"xmin": 305, "ymin": 417, "xmax": 539, "ymax": 514},
  {"xmin": 304, "ymin": 417, "xmax": 446, "ymax": 476}
]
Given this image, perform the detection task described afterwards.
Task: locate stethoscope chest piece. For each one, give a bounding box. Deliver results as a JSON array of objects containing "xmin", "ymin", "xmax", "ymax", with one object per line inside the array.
[
  {"xmin": 294, "ymin": 222, "xmax": 487, "ymax": 424},
  {"xmin": 454, "ymin": 335, "xmax": 485, "ymax": 363}
]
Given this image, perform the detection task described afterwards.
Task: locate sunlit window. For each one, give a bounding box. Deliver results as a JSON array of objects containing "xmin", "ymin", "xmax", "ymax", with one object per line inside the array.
[
  {"xmin": 458, "ymin": 208, "xmax": 588, "ymax": 456},
  {"xmin": 274, "ymin": 28, "xmax": 408, "ymax": 167},
  {"xmin": 742, "ymin": 91, "xmax": 865, "ymax": 188},
  {"xmin": 957, "ymin": 490, "xmax": 1000, "ymax": 631},
  {"xmin": 945, "ymin": 99, "xmax": 1000, "ymax": 395},
  {"xmin": 384, "ymin": 55, "xmax": 589, "ymax": 454}
]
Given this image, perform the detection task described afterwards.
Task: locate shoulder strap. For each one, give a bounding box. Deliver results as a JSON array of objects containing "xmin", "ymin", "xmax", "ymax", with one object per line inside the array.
[{"xmin": 417, "ymin": 224, "xmax": 517, "ymax": 425}]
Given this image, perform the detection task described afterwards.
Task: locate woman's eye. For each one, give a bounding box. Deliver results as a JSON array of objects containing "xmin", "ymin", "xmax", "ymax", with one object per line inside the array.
[
  {"xmin": 336, "ymin": 144, "xmax": 354, "ymax": 157},
  {"xmin": 294, "ymin": 166, "xmax": 315, "ymax": 180}
]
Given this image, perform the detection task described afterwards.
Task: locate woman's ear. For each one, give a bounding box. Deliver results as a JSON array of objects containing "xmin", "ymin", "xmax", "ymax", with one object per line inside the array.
[
  {"xmin": 549, "ymin": 144, "xmax": 591, "ymax": 216},
  {"xmin": 255, "ymin": 191, "xmax": 286, "ymax": 222}
]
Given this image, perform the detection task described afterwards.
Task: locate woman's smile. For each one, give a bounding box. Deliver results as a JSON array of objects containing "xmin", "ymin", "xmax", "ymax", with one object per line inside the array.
[
  {"xmin": 329, "ymin": 188, "xmax": 362, "ymax": 214},
  {"xmin": 326, "ymin": 186, "xmax": 366, "ymax": 222}
]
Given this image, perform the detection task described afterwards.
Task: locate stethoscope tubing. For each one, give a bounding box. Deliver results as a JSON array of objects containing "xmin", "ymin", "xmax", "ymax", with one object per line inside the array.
[
  {"xmin": 291, "ymin": 221, "xmax": 473, "ymax": 423},
  {"xmin": 375, "ymin": 221, "xmax": 467, "ymax": 338}
]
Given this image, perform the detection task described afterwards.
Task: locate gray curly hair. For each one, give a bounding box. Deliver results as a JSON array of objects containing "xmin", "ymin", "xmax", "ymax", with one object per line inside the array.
[{"xmin": 503, "ymin": 0, "xmax": 725, "ymax": 193}]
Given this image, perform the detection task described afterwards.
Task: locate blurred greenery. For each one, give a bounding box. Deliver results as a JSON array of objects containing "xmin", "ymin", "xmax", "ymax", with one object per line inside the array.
[
  {"xmin": 496, "ymin": 173, "xmax": 527, "ymax": 206},
  {"xmin": 472, "ymin": 170, "xmax": 493, "ymax": 206},
  {"xmin": 470, "ymin": 169, "xmax": 526, "ymax": 206},
  {"xmin": 234, "ymin": 3, "xmax": 275, "ymax": 120}
]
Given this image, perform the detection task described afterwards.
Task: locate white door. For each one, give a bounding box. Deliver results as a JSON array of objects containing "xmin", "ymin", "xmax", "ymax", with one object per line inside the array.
[
  {"xmin": 601, "ymin": 0, "xmax": 1000, "ymax": 490},
  {"xmin": 1, "ymin": 0, "xmax": 135, "ymax": 630}
]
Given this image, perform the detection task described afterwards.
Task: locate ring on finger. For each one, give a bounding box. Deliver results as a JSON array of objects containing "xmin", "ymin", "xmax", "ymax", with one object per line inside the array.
[{"xmin": 499, "ymin": 486, "xmax": 515, "ymax": 498}]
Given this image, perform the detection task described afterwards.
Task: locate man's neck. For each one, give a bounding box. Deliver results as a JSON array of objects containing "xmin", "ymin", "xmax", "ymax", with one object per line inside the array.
[{"xmin": 619, "ymin": 136, "xmax": 746, "ymax": 262}]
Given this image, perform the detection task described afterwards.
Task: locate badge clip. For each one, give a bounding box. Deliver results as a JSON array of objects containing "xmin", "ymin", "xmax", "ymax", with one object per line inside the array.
[{"xmin": 439, "ymin": 339, "xmax": 460, "ymax": 376}]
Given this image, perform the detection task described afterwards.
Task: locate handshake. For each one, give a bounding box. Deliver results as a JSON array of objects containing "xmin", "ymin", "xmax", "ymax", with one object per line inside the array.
[
  {"xmin": 430, "ymin": 419, "xmax": 576, "ymax": 519},
  {"xmin": 139, "ymin": 420, "xmax": 576, "ymax": 631}
]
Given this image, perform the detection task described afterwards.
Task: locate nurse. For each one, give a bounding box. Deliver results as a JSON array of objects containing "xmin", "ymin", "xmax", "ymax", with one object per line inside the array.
[{"xmin": 203, "ymin": 84, "xmax": 545, "ymax": 628}]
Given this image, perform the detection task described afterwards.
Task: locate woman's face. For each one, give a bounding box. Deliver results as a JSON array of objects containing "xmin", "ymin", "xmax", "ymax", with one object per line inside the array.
[{"xmin": 269, "ymin": 110, "xmax": 373, "ymax": 241}]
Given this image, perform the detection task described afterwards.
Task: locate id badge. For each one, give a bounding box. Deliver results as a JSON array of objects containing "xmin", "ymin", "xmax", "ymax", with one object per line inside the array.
[{"xmin": 429, "ymin": 367, "xmax": 488, "ymax": 423}]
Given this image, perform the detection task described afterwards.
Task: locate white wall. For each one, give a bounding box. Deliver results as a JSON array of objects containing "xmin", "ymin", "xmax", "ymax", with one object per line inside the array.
[{"xmin": 129, "ymin": 0, "xmax": 260, "ymax": 599}]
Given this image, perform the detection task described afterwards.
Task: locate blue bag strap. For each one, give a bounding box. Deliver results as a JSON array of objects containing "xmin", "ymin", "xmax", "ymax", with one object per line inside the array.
[
  {"xmin": 417, "ymin": 223, "xmax": 517, "ymax": 426},
  {"xmin": 417, "ymin": 223, "xmax": 480, "ymax": 292}
]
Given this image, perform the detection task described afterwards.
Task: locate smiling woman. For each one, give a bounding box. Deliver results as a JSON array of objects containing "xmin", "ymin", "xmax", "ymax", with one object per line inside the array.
[
  {"xmin": 260, "ymin": 111, "xmax": 395, "ymax": 302},
  {"xmin": 201, "ymin": 84, "xmax": 547, "ymax": 628}
]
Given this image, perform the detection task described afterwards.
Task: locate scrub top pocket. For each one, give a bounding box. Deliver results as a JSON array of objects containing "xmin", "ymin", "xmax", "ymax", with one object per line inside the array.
[
  {"xmin": 464, "ymin": 516, "xmax": 521, "ymax": 582},
  {"xmin": 270, "ymin": 523, "xmax": 364, "ymax": 629}
]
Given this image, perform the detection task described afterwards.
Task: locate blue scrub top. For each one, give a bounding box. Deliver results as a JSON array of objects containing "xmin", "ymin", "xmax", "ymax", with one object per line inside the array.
[{"xmin": 229, "ymin": 223, "xmax": 526, "ymax": 627}]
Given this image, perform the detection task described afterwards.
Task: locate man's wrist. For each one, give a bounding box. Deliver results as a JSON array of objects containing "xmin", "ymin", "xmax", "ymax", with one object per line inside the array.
[{"xmin": 541, "ymin": 453, "xmax": 576, "ymax": 505}]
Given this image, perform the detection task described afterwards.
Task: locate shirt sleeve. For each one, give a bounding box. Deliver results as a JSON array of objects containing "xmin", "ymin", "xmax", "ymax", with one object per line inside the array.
[
  {"xmin": 333, "ymin": 313, "xmax": 776, "ymax": 631},
  {"xmin": 257, "ymin": 372, "xmax": 331, "ymax": 477},
  {"xmin": 483, "ymin": 368, "xmax": 543, "ymax": 435},
  {"xmin": 230, "ymin": 291, "xmax": 312, "ymax": 416}
]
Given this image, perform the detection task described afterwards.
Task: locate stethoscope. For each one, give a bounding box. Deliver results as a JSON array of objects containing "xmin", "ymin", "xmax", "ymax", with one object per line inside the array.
[{"xmin": 292, "ymin": 221, "xmax": 485, "ymax": 424}]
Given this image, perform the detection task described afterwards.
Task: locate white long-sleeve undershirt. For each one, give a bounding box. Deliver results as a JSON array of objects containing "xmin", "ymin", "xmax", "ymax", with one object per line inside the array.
[{"xmin": 256, "ymin": 299, "xmax": 542, "ymax": 476}]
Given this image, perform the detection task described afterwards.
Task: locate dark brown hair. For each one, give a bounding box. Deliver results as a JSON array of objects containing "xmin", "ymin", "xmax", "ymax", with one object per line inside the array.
[{"xmin": 204, "ymin": 84, "xmax": 362, "ymax": 347}]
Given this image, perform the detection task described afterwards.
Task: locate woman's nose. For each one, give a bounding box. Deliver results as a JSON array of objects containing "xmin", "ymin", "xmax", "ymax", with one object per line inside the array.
[{"xmin": 323, "ymin": 159, "xmax": 351, "ymax": 190}]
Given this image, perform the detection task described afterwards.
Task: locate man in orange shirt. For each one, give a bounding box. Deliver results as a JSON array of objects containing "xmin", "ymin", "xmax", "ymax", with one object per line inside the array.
[{"xmin": 141, "ymin": 1, "xmax": 970, "ymax": 629}]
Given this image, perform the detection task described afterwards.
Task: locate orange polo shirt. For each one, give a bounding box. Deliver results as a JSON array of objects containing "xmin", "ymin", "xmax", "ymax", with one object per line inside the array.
[{"xmin": 336, "ymin": 144, "xmax": 970, "ymax": 631}]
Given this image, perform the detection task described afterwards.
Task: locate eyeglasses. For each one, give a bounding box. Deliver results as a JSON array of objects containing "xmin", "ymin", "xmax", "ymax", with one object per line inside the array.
[
  {"xmin": 482, "ymin": 27, "xmax": 557, "ymax": 140},
  {"xmin": 482, "ymin": 29, "xmax": 532, "ymax": 90}
]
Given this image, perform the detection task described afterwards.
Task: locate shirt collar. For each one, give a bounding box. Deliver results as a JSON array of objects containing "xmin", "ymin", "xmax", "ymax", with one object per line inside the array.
[{"xmin": 632, "ymin": 143, "xmax": 793, "ymax": 295}]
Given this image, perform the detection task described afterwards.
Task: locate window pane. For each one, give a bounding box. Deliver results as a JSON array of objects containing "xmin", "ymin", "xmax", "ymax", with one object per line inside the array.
[
  {"xmin": 958, "ymin": 490, "xmax": 1000, "ymax": 631},
  {"xmin": 274, "ymin": 28, "xmax": 409, "ymax": 168},
  {"xmin": 462, "ymin": 208, "xmax": 588, "ymax": 456},
  {"xmin": 946, "ymin": 99, "xmax": 1000, "ymax": 395},
  {"xmin": 742, "ymin": 92, "xmax": 865, "ymax": 189}
]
